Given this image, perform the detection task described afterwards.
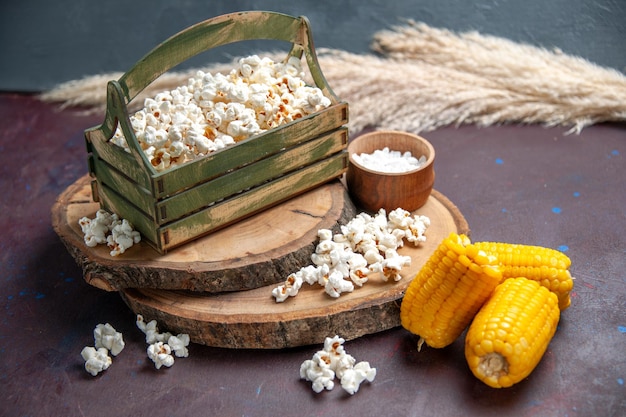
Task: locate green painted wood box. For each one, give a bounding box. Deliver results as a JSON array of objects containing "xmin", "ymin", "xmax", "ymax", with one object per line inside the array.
[{"xmin": 84, "ymin": 11, "xmax": 349, "ymax": 253}]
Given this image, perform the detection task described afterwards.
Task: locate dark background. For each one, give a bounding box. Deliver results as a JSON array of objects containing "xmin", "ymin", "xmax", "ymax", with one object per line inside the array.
[{"xmin": 1, "ymin": 0, "xmax": 625, "ymax": 92}]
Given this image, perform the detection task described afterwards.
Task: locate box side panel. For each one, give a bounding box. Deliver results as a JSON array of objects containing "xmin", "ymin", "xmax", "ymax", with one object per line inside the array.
[
  {"xmin": 155, "ymin": 127, "xmax": 348, "ymax": 223},
  {"xmin": 94, "ymin": 181, "xmax": 161, "ymax": 251},
  {"xmin": 86, "ymin": 132, "xmax": 152, "ymax": 191},
  {"xmin": 159, "ymin": 152, "xmax": 347, "ymax": 251},
  {"xmin": 90, "ymin": 152, "xmax": 157, "ymax": 219},
  {"xmin": 153, "ymin": 102, "xmax": 348, "ymax": 197}
]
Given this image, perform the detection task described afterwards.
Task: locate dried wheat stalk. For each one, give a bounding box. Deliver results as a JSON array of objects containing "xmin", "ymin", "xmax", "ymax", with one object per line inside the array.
[{"xmin": 39, "ymin": 22, "xmax": 626, "ymax": 134}]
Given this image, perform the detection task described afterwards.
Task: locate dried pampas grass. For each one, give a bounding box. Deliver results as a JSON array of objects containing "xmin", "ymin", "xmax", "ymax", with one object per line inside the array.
[
  {"xmin": 370, "ymin": 21, "xmax": 626, "ymax": 133},
  {"xmin": 39, "ymin": 22, "xmax": 626, "ymax": 134}
]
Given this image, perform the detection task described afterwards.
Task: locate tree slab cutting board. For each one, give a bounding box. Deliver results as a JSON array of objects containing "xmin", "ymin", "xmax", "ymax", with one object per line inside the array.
[{"xmin": 53, "ymin": 174, "xmax": 468, "ymax": 349}]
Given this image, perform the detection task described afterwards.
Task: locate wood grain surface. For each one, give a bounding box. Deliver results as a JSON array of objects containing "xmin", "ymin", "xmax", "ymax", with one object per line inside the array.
[{"xmin": 120, "ymin": 189, "xmax": 468, "ymax": 349}]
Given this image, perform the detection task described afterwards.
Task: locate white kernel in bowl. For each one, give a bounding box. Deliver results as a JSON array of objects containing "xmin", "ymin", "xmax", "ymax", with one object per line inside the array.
[{"xmin": 352, "ymin": 147, "xmax": 427, "ymax": 173}]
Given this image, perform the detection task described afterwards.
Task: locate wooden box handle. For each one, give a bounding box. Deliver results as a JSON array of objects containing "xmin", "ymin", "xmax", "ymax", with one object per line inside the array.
[{"xmin": 87, "ymin": 11, "xmax": 339, "ymax": 176}]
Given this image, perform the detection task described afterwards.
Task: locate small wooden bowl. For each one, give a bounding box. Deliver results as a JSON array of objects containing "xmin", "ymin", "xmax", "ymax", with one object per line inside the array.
[{"xmin": 346, "ymin": 130, "xmax": 435, "ymax": 212}]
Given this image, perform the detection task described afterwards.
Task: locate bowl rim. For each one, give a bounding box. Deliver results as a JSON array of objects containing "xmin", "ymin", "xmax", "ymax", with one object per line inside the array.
[{"xmin": 348, "ymin": 130, "xmax": 435, "ymax": 176}]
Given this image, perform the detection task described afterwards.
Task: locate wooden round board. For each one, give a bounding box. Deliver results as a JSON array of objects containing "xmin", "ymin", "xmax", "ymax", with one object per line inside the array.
[
  {"xmin": 120, "ymin": 189, "xmax": 469, "ymax": 349},
  {"xmin": 52, "ymin": 175, "xmax": 357, "ymax": 293}
]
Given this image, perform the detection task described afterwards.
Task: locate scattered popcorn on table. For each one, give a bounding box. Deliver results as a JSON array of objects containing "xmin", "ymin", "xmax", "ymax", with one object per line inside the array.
[
  {"xmin": 110, "ymin": 55, "xmax": 332, "ymax": 172},
  {"xmin": 94, "ymin": 323, "xmax": 125, "ymax": 356},
  {"xmin": 79, "ymin": 209, "xmax": 141, "ymax": 256},
  {"xmin": 136, "ymin": 314, "xmax": 190, "ymax": 369},
  {"xmin": 340, "ymin": 361, "xmax": 377, "ymax": 395},
  {"xmin": 168, "ymin": 334, "xmax": 191, "ymax": 358},
  {"xmin": 81, "ymin": 346, "xmax": 112, "ymax": 377},
  {"xmin": 81, "ymin": 322, "xmax": 123, "ymax": 376},
  {"xmin": 300, "ymin": 335, "xmax": 376, "ymax": 395},
  {"xmin": 300, "ymin": 352, "xmax": 336, "ymax": 393},
  {"xmin": 147, "ymin": 342, "xmax": 175, "ymax": 369},
  {"xmin": 352, "ymin": 147, "xmax": 427, "ymax": 173},
  {"xmin": 272, "ymin": 208, "xmax": 431, "ymax": 302}
]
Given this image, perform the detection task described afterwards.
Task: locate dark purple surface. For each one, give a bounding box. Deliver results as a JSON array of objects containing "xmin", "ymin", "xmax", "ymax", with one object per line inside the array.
[{"xmin": 1, "ymin": 93, "xmax": 624, "ymax": 416}]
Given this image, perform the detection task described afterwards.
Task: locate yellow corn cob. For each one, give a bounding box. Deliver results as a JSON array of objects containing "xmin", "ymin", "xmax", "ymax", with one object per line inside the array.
[
  {"xmin": 473, "ymin": 242, "xmax": 574, "ymax": 310},
  {"xmin": 400, "ymin": 233, "xmax": 502, "ymax": 350},
  {"xmin": 465, "ymin": 277, "xmax": 560, "ymax": 388}
]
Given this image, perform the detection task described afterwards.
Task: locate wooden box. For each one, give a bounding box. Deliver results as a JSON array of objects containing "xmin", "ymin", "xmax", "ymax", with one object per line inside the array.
[{"xmin": 84, "ymin": 11, "xmax": 349, "ymax": 253}]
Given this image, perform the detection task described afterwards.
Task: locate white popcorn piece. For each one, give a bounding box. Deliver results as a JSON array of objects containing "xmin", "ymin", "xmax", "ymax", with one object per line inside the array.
[
  {"xmin": 168, "ymin": 334, "xmax": 190, "ymax": 358},
  {"xmin": 340, "ymin": 361, "xmax": 377, "ymax": 395},
  {"xmin": 271, "ymin": 272, "xmax": 304, "ymax": 303},
  {"xmin": 147, "ymin": 342, "xmax": 175, "ymax": 369},
  {"xmin": 322, "ymin": 335, "xmax": 355, "ymax": 379},
  {"xmin": 300, "ymin": 355, "xmax": 335, "ymax": 393},
  {"xmin": 302, "ymin": 264, "xmax": 328, "ymax": 285},
  {"xmin": 136, "ymin": 315, "xmax": 171, "ymax": 344},
  {"xmin": 363, "ymin": 248, "xmax": 384, "ymax": 265},
  {"xmin": 324, "ymin": 270, "xmax": 354, "ymax": 298},
  {"xmin": 78, "ymin": 209, "xmax": 118, "ymax": 247},
  {"xmin": 300, "ymin": 336, "xmax": 375, "ymax": 395},
  {"xmin": 81, "ymin": 346, "xmax": 112, "ymax": 377},
  {"xmin": 380, "ymin": 250, "xmax": 412, "ymax": 282},
  {"xmin": 106, "ymin": 219, "xmax": 141, "ymax": 257},
  {"xmin": 407, "ymin": 215, "xmax": 431, "ymax": 245},
  {"xmin": 317, "ymin": 228, "xmax": 333, "ymax": 242},
  {"xmin": 93, "ymin": 323, "xmax": 125, "ymax": 356},
  {"xmin": 136, "ymin": 314, "xmax": 148, "ymax": 333},
  {"xmin": 387, "ymin": 208, "xmax": 413, "ymax": 229},
  {"xmin": 79, "ymin": 210, "xmax": 141, "ymax": 257}
]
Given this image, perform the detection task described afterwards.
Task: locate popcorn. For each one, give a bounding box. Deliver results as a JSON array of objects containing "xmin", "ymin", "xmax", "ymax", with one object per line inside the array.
[
  {"xmin": 81, "ymin": 322, "xmax": 123, "ymax": 376},
  {"xmin": 271, "ymin": 272, "xmax": 304, "ymax": 303},
  {"xmin": 79, "ymin": 209, "xmax": 119, "ymax": 247},
  {"xmin": 147, "ymin": 342, "xmax": 175, "ymax": 369},
  {"xmin": 300, "ymin": 354, "xmax": 336, "ymax": 393},
  {"xmin": 300, "ymin": 336, "xmax": 376, "ymax": 395},
  {"xmin": 136, "ymin": 315, "xmax": 190, "ymax": 369},
  {"xmin": 340, "ymin": 361, "xmax": 377, "ymax": 395},
  {"xmin": 323, "ymin": 270, "xmax": 355, "ymax": 298},
  {"xmin": 106, "ymin": 219, "xmax": 141, "ymax": 257},
  {"xmin": 272, "ymin": 208, "xmax": 431, "ymax": 302},
  {"xmin": 136, "ymin": 314, "xmax": 171, "ymax": 344},
  {"xmin": 78, "ymin": 209, "xmax": 141, "ymax": 256},
  {"xmin": 352, "ymin": 147, "xmax": 427, "ymax": 173},
  {"xmin": 93, "ymin": 323, "xmax": 125, "ymax": 356},
  {"xmin": 81, "ymin": 346, "xmax": 112, "ymax": 377},
  {"xmin": 379, "ymin": 251, "xmax": 412, "ymax": 282},
  {"xmin": 110, "ymin": 55, "xmax": 332, "ymax": 172},
  {"xmin": 167, "ymin": 334, "xmax": 190, "ymax": 358}
]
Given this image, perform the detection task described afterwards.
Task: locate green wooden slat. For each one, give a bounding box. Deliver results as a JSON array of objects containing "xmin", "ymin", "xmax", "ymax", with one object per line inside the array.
[
  {"xmin": 89, "ymin": 154, "xmax": 156, "ymax": 218},
  {"xmin": 158, "ymin": 153, "xmax": 347, "ymax": 251},
  {"xmin": 155, "ymin": 127, "xmax": 348, "ymax": 223},
  {"xmin": 151, "ymin": 102, "xmax": 348, "ymax": 198},
  {"xmin": 94, "ymin": 181, "xmax": 159, "ymax": 247},
  {"xmin": 86, "ymin": 126, "xmax": 151, "ymax": 190}
]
